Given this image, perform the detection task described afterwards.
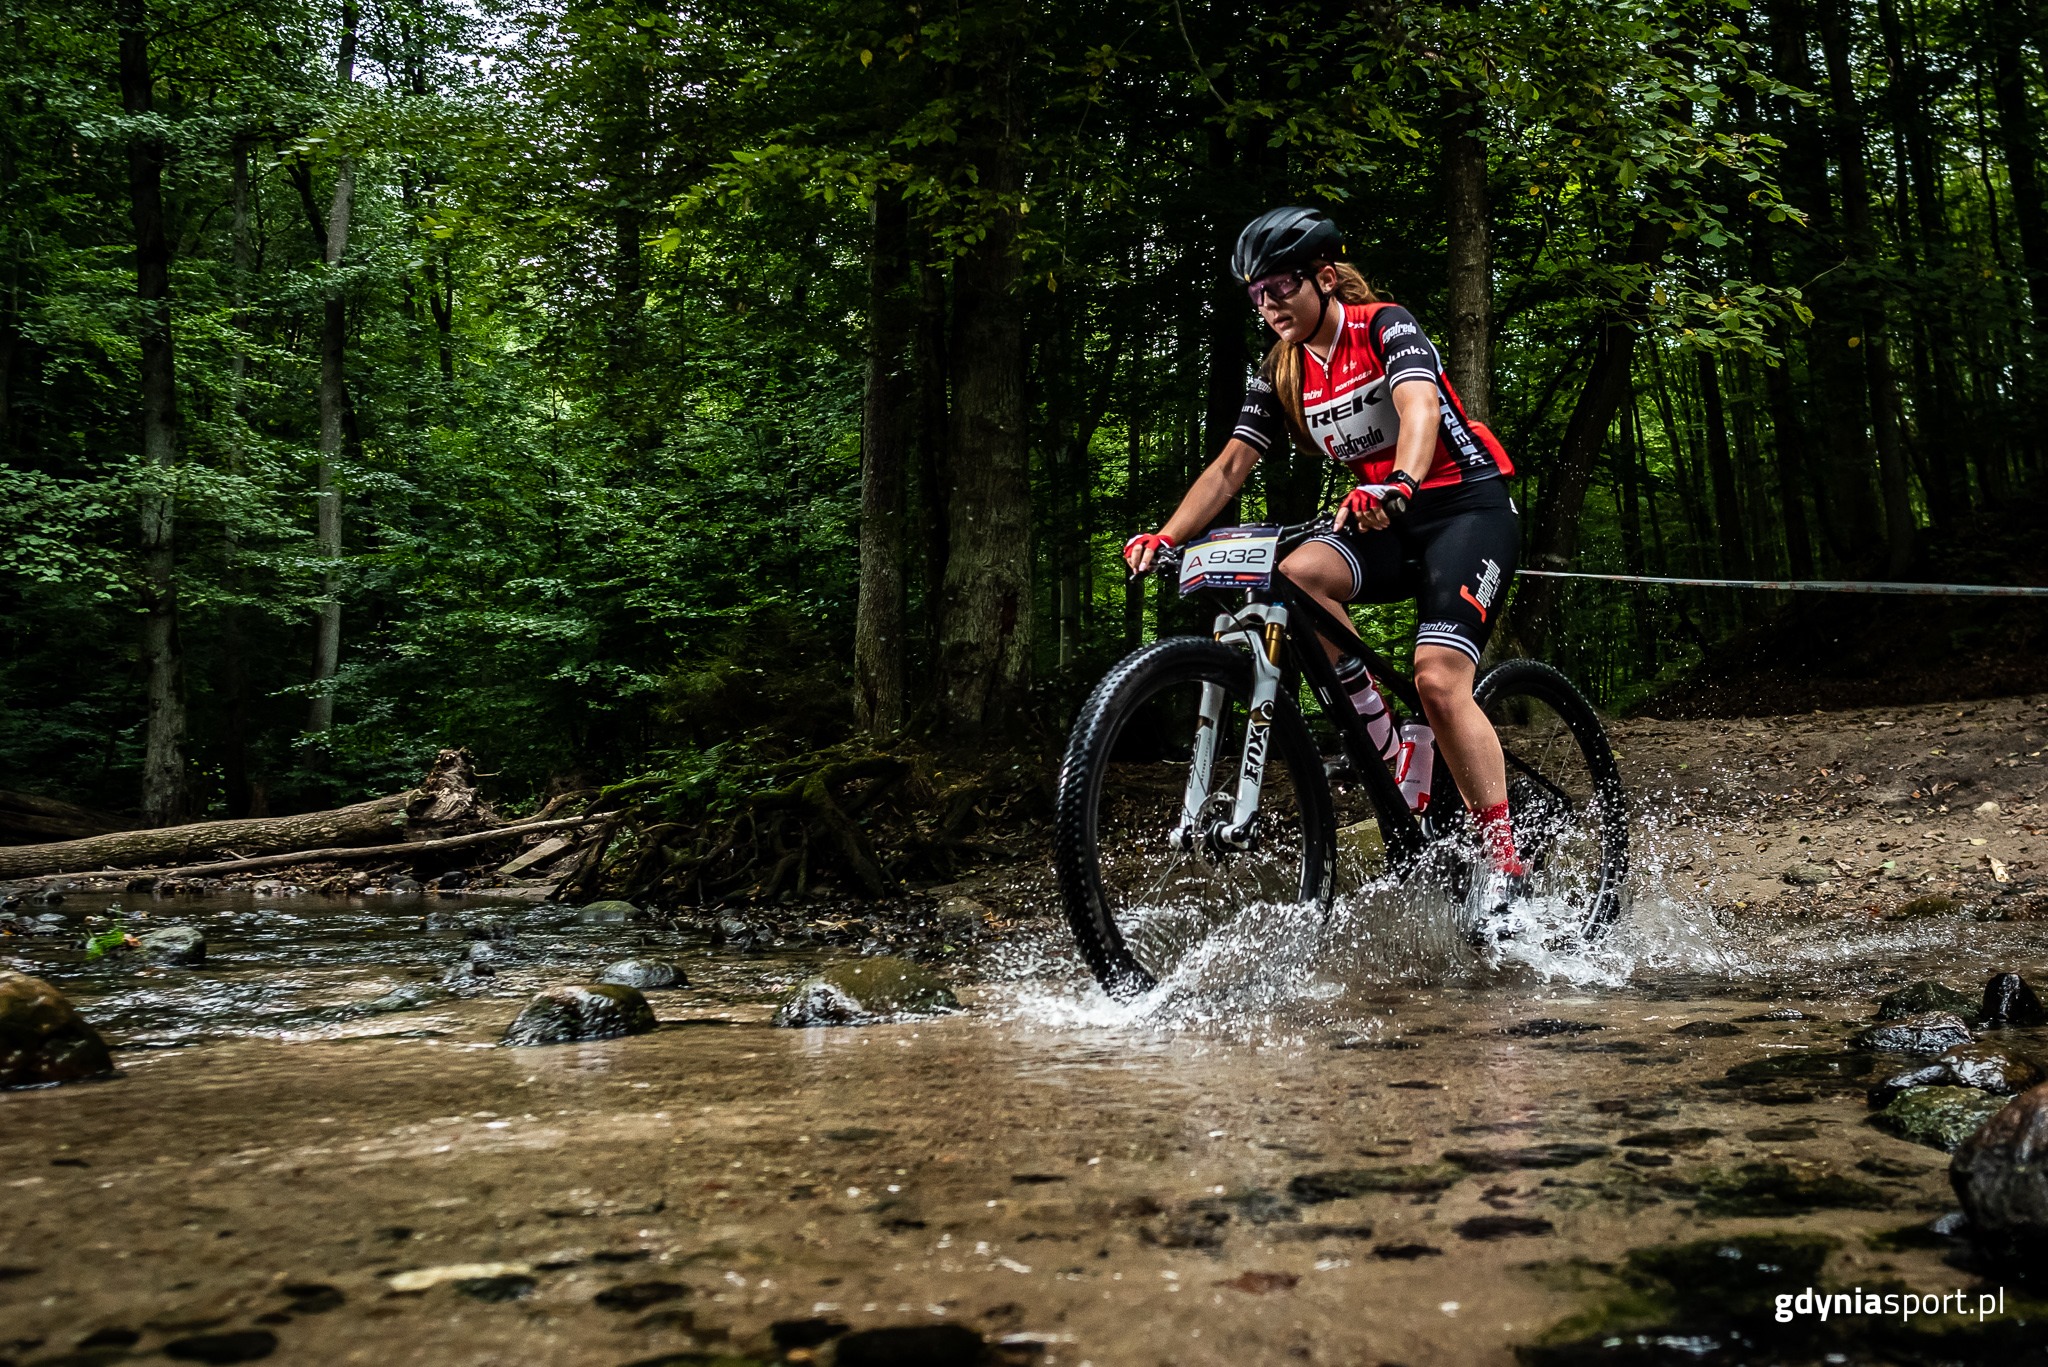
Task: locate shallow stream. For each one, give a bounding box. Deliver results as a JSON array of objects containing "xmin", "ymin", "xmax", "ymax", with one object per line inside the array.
[{"xmin": 4, "ymin": 869, "xmax": 2046, "ymax": 1366}]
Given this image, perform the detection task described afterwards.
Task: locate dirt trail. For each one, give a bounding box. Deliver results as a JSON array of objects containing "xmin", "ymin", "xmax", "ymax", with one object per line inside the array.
[{"xmin": 1608, "ymin": 691, "xmax": 2048, "ymax": 920}]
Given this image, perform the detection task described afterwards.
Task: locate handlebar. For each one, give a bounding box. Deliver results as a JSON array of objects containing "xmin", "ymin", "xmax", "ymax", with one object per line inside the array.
[{"xmin": 1133, "ymin": 516, "xmax": 1335, "ymax": 582}]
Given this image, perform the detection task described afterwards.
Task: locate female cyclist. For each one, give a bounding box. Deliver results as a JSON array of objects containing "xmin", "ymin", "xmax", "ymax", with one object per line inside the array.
[{"xmin": 1122, "ymin": 206, "xmax": 1526, "ymax": 935}]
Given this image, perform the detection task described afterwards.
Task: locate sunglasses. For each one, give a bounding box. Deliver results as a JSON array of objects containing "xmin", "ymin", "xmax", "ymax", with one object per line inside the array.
[{"xmin": 1246, "ymin": 272, "xmax": 1310, "ymax": 308}]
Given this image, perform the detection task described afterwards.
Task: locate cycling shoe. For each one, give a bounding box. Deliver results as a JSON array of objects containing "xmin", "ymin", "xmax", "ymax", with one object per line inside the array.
[{"xmin": 1465, "ymin": 868, "xmax": 1530, "ymax": 951}]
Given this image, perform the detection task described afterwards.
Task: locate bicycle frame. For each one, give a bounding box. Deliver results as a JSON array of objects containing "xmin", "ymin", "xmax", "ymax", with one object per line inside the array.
[{"xmin": 1178, "ymin": 566, "xmax": 1434, "ymax": 873}]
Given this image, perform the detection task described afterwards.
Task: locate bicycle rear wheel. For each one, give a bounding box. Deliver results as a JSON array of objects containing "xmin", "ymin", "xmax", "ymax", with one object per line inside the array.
[
  {"xmin": 1470, "ymin": 659, "xmax": 1630, "ymax": 937},
  {"xmin": 1055, "ymin": 636, "xmax": 1337, "ymax": 999}
]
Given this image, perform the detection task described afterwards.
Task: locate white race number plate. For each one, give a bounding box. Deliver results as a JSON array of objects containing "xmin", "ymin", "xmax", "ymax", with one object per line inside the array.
[{"xmin": 1179, "ymin": 526, "xmax": 1280, "ymax": 596}]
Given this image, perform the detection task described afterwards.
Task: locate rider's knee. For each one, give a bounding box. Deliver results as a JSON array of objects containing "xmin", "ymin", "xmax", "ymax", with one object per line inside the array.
[{"xmin": 1413, "ymin": 654, "xmax": 1471, "ymax": 711}]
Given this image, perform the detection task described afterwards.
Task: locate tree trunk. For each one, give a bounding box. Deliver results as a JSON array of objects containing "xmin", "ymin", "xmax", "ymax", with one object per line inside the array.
[
  {"xmin": 0, "ymin": 794, "xmax": 414, "ymax": 880},
  {"xmin": 223, "ymin": 140, "xmax": 256, "ymax": 816},
  {"xmin": 1616, "ymin": 397, "xmax": 1655, "ymax": 670},
  {"xmin": 1696, "ymin": 351, "xmax": 1751, "ymax": 579},
  {"xmin": 854, "ymin": 189, "xmax": 913, "ymax": 734},
  {"xmin": 913, "ymin": 254, "xmax": 951, "ymax": 666},
  {"xmin": 1443, "ymin": 83, "xmax": 1493, "ymax": 422},
  {"xmin": 937, "ymin": 157, "xmax": 1031, "ymax": 734},
  {"xmin": 1818, "ymin": 0, "xmax": 1915, "ymax": 571},
  {"xmin": 1990, "ymin": 0, "xmax": 2048, "ymax": 334},
  {"xmin": 1521, "ymin": 312, "xmax": 1639, "ymax": 657},
  {"xmin": 0, "ymin": 791, "xmax": 130, "ymax": 845},
  {"xmin": 308, "ymin": 0, "xmax": 358, "ymax": 735},
  {"xmin": 118, "ymin": 0, "xmax": 186, "ymax": 827}
]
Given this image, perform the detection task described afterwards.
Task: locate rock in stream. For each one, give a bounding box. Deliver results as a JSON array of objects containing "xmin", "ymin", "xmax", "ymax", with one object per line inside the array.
[
  {"xmin": 773, "ymin": 956, "xmax": 958, "ymax": 1027},
  {"xmin": 502, "ymin": 984, "xmax": 656, "ymax": 1046},
  {"xmin": 595, "ymin": 958, "xmax": 688, "ymax": 990},
  {"xmin": 1, "ymin": 971, "xmax": 115, "ymax": 1089},
  {"xmin": 136, "ymin": 924, "xmax": 206, "ymax": 966},
  {"xmin": 1871, "ymin": 1085, "xmax": 2010, "ymax": 1151},
  {"xmin": 1951, "ymin": 1083, "xmax": 2048, "ymax": 1256}
]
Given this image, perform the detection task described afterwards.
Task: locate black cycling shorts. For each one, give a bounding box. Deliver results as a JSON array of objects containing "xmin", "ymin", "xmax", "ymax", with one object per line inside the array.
[{"xmin": 1300, "ymin": 476, "xmax": 1519, "ymax": 663}]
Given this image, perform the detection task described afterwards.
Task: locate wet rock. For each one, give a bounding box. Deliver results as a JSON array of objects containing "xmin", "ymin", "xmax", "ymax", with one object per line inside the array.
[
  {"xmin": 136, "ymin": 924, "xmax": 204, "ymax": 966},
  {"xmin": 593, "ymin": 1280, "xmax": 690, "ymax": 1311},
  {"xmin": 1715, "ymin": 1050, "xmax": 1875, "ymax": 1100},
  {"xmin": 467, "ymin": 940, "xmax": 527, "ymax": 967},
  {"xmin": 1867, "ymin": 1061, "xmax": 1962, "ymax": 1109},
  {"xmin": 1218, "ymin": 1269, "xmax": 1299, "ymax": 1293},
  {"xmin": 1624, "ymin": 1152, "xmax": 1673, "ymax": 1167},
  {"xmin": 1669, "ymin": 1020, "xmax": 1742, "ymax": 1037},
  {"xmin": 1744, "ymin": 1125, "xmax": 1819, "ymax": 1144},
  {"xmin": 1371, "ymin": 1242, "xmax": 1442, "ymax": 1259},
  {"xmin": 79, "ymin": 1327, "xmax": 142, "ymax": 1348},
  {"xmin": 1783, "ymin": 860, "xmax": 1836, "ymax": 885},
  {"xmin": 1734, "ymin": 1007, "xmax": 1813, "ymax": 1022},
  {"xmin": 1271, "ymin": 1222, "xmax": 1376, "ymax": 1242},
  {"xmin": 1875, "ymin": 980, "xmax": 1977, "ymax": 1021},
  {"xmin": 0, "ymin": 971, "xmax": 114, "ymax": 1089},
  {"xmin": 460, "ymin": 917, "xmax": 518, "ymax": 941},
  {"xmin": 577, "ymin": 899, "xmax": 640, "ymax": 924},
  {"xmin": 1871, "ymin": 1085, "xmax": 2009, "ymax": 1152},
  {"xmin": 1695, "ymin": 1162, "xmax": 1891, "ymax": 1216},
  {"xmin": 771, "ymin": 956, "xmax": 958, "ymax": 1027},
  {"xmin": 1532, "ymin": 1233, "xmax": 1836, "ymax": 1353},
  {"xmin": 712, "ymin": 914, "xmax": 759, "ymax": 944},
  {"xmin": 1443, "ymin": 1143, "xmax": 1610, "ymax": 1172},
  {"xmin": 1890, "ymin": 894, "xmax": 1959, "ymax": 919},
  {"xmin": 1981, "ymin": 972, "xmax": 2048, "ymax": 1028},
  {"xmin": 933, "ymin": 897, "xmax": 986, "ymax": 937},
  {"xmin": 596, "ymin": 958, "xmax": 688, "ymax": 990},
  {"xmin": 435, "ymin": 871, "xmax": 468, "ymax": 893},
  {"xmin": 1499, "ymin": 1018, "xmax": 1606, "ymax": 1038},
  {"xmin": 389, "ymin": 877, "xmax": 423, "ymax": 894},
  {"xmin": 771, "ymin": 1317, "xmax": 850, "ymax": 1350},
  {"xmin": 361, "ymin": 983, "xmax": 446, "ymax": 1015},
  {"xmin": 1288, "ymin": 1162, "xmax": 1465, "ymax": 1203},
  {"xmin": 1851, "ymin": 1011, "xmax": 1973, "ymax": 1054},
  {"xmin": 453, "ymin": 1273, "xmax": 534, "ymax": 1302},
  {"xmin": 162, "ymin": 1330, "xmax": 277, "ymax": 1363},
  {"xmin": 834, "ymin": 1324, "xmax": 985, "ymax": 1367},
  {"xmin": 1147, "ymin": 1204, "xmax": 1231, "ymax": 1249},
  {"xmin": 1618, "ymin": 1127, "xmax": 1722, "ymax": 1149},
  {"xmin": 1454, "ymin": 1214, "xmax": 1554, "ymax": 1240},
  {"xmin": 1857, "ymin": 1155, "xmax": 1932, "ymax": 1178},
  {"xmin": 278, "ymin": 1283, "xmax": 342, "ymax": 1314},
  {"xmin": 1950, "ymin": 1083, "xmax": 2048, "ymax": 1256},
  {"xmin": 502, "ymin": 984, "xmax": 656, "ymax": 1047}
]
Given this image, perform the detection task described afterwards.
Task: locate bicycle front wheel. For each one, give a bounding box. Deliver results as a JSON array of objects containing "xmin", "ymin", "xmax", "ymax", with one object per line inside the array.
[
  {"xmin": 1471, "ymin": 658, "xmax": 1630, "ymax": 937},
  {"xmin": 1054, "ymin": 636, "xmax": 1337, "ymax": 999}
]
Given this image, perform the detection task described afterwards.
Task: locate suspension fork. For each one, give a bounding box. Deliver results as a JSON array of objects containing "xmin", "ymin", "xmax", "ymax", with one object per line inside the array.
[{"xmin": 1168, "ymin": 604, "xmax": 1289, "ymax": 855}]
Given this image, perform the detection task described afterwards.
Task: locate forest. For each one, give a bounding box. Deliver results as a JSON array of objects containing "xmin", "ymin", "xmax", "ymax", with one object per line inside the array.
[{"xmin": 4, "ymin": 0, "xmax": 2046, "ymax": 830}]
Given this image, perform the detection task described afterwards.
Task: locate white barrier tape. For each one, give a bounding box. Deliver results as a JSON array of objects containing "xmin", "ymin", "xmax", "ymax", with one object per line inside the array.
[{"xmin": 1516, "ymin": 569, "xmax": 2048, "ymax": 598}]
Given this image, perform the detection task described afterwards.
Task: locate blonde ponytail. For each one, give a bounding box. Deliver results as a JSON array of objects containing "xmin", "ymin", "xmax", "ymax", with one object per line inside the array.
[{"xmin": 1261, "ymin": 262, "xmax": 1382, "ymax": 446}]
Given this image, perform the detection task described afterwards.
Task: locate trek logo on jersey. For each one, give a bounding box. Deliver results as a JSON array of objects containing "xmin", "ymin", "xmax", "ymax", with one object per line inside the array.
[{"xmin": 1460, "ymin": 557, "xmax": 1503, "ymax": 621}]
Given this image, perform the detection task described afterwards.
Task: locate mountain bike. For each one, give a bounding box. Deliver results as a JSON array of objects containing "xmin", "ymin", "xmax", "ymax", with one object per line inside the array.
[{"xmin": 1053, "ymin": 517, "xmax": 1628, "ymax": 999}]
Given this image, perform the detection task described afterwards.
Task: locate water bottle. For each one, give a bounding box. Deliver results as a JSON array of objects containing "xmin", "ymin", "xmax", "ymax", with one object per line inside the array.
[
  {"xmin": 1335, "ymin": 657, "xmax": 1398, "ymax": 762},
  {"xmin": 1394, "ymin": 722, "xmax": 1435, "ymax": 812}
]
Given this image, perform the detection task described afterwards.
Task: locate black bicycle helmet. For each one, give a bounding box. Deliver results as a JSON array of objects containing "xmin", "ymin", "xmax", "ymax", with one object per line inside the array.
[{"xmin": 1232, "ymin": 206, "xmax": 1345, "ymax": 282}]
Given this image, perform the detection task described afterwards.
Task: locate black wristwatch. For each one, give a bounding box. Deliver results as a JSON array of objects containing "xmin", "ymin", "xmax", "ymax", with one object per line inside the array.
[{"xmin": 1382, "ymin": 470, "xmax": 1421, "ymax": 519}]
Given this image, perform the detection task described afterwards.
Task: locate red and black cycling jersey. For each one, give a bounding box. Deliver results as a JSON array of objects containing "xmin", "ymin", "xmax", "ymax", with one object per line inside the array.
[{"xmin": 1231, "ymin": 301, "xmax": 1514, "ymax": 490}]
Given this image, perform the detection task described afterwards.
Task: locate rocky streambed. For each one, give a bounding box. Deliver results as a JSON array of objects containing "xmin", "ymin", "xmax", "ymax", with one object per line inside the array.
[{"xmin": 4, "ymin": 694, "xmax": 2048, "ymax": 1365}]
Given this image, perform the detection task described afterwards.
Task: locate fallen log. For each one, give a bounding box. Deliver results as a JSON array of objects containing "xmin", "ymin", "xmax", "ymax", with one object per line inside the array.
[
  {"xmin": 0, "ymin": 792, "xmax": 413, "ymax": 881},
  {"xmin": 11, "ymin": 814, "xmax": 599, "ymax": 886},
  {"xmin": 0, "ymin": 747, "xmax": 497, "ymax": 882},
  {"xmin": 0, "ymin": 790, "xmax": 132, "ymax": 845}
]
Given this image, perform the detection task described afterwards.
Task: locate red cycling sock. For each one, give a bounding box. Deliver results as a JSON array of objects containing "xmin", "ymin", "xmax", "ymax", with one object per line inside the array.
[{"xmin": 1474, "ymin": 800, "xmax": 1526, "ymax": 877}]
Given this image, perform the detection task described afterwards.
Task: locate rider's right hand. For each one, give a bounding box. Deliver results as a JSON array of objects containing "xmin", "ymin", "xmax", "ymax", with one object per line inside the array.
[{"xmin": 1123, "ymin": 531, "xmax": 1175, "ymax": 573}]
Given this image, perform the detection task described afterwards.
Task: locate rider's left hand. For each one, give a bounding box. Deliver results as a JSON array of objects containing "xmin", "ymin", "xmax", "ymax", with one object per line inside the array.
[{"xmin": 1333, "ymin": 471, "xmax": 1419, "ymax": 532}]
